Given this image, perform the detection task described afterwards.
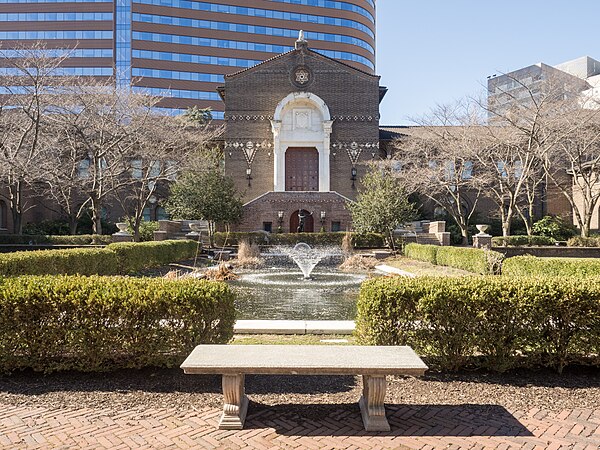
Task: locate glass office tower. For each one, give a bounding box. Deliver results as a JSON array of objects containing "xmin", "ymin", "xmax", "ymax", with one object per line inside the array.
[{"xmin": 0, "ymin": 0, "xmax": 376, "ymax": 119}]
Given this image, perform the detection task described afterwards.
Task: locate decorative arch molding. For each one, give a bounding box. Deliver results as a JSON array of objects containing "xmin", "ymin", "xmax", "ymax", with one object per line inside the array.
[
  {"xmin": 273, "ymin": 91, "xmax": 331, "ymax": 122},
  {"xmin": 271, "ymin": 92, "xmax": 333, "ymax": 192}
]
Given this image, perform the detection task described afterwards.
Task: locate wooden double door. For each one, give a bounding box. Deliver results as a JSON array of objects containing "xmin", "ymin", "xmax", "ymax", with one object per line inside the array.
[{"xmin": 285, "ymin": 147, "xmax": 319, "ymax": 191}]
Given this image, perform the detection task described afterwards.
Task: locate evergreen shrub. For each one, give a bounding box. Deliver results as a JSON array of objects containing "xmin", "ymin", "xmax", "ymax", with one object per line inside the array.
[
  {"xmin": 567, "ymin": 236, "xmax": 600, "ymax": 247},
  {"xmin": 404, "ymin": 243, "xmax": 438, "ymax": 264},
  {"xmin": 0, "ymin": 240, "xmax": 197, "ymax": 276},
  {"xmin": 492, "ymin": 235, "xmax": 555, "ymax": 247},
  {"xmin": 356, "ymin": 276, "xmax": 600, "ymax": 372},
  {"xmin": 503, "ymin": 255, "xmax": 600, "ymax": 277},
  {"xmin": 0, "ymin": 275, "xmax": 235, "ymax": 373}
]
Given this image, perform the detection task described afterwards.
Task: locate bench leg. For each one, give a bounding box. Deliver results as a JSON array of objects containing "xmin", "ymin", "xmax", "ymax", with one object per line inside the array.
[
  {"xmin": 359, "ymin": 375, "xmax": 390, "ymax": 432},
  {"xmin": 219, "ymin": 374, "xmax": 248, "ymax": 430}
]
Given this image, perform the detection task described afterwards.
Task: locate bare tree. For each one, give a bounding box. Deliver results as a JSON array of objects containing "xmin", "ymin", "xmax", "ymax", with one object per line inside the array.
[
  {"xmin": 394, "ymin": 101, "xmax": 484, "ymax": 245},
  {"xmin": 115, "ymin": 114, "xmax": 222, "ymax": 241},
  {"xmin": 484, "ymin": 71, "xmax": 600, "ymax": 237},
  {"xmin": 0, "ymin": 43, "xmax": 68, "ymax": 233},
  {"xmin": 544, "ymin": 108, "xmax": 600, "ymax": 237},
  {"xmin": 49, "ymin": 78, "xmax": 161, "ymax": 234}
]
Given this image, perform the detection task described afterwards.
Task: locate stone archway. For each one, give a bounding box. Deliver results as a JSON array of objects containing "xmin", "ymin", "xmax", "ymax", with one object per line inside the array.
[{"xmin": 271, "ymin": 92, "xmax": 333, "ymax": 193}]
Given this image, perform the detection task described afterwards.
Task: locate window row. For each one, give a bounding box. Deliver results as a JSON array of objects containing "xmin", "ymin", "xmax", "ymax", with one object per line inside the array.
[
  {"xmin": 0, "ymin": 12, "xmax": 112, "ymax": 21},
  {"xmin": 116, "ymin": 0, "xmax": 132, "ymax": 88},
  {"xmin": 270, "ymin": 0, "xmax": 374, "ymax": 22},
  {"xmin": 132, "ymin": 86, "xmax": 220, "ymax": 101},
  {"xmin": 152, "ymin": 107, "xmax": 224, "ymax": 119},
  {"xmin": 0, "ymin": 30, "xmax": 112, "ymax": 40},
  {"xmin": 134, "ymin": 0, "xmax": 374, "ymax": 38},
  {"xmin": 132, "ymin": 32, "xmax": 375, "ymax": 69},
  {"xmin": 1, "ymin": 48, "xmax": 112, "ymax": 58},
  {"xmin": 0, "ymin": 67, "xmax": 112, "ymax": 76},
  {"xmin": 132, "ymin": 13, "xmax": 375, "ymax": 54},
  {"xmin": 132, "ymin": 67, "xmax": 224, "ymax": 83},
  {"xmin": 132, "ymin": 49, "xmax": 261, "ymax": 68}
]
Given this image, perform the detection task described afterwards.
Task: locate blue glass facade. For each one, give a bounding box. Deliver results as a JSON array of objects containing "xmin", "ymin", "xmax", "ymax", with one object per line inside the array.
[{"xmin": 0, "ymin": 0, "xmax": 375, "ymax": 118}]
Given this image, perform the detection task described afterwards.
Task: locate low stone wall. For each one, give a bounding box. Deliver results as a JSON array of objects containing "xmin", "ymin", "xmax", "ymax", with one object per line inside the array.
[{"xmin": 493, "ymin": 246, "xmax": 600, "ymax": 258}]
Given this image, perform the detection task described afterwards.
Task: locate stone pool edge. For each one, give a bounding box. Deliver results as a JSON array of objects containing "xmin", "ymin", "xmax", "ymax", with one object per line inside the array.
[{"xmin": 234, "ymin": 320, "xmax": 355, "ymax": 335}]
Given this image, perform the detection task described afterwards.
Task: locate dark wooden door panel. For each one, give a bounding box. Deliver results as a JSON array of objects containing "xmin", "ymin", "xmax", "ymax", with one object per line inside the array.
[{"xmin": 285, "ymin": 147, "xmax": 318, "ymax": 191}]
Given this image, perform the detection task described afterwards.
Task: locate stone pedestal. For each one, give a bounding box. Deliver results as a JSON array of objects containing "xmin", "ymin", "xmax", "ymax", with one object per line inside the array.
[
  {"xmin": 112, "ymin": 223, "xmax": 133, "ymax": 242},
  {"xmin": 219, "ymin": 374, "xmax": 248, "ymax": 430},
  {"xmin": 359, "ymin": 375, "xmax": 390, "ymax": 431},
  {"xmin": 473, "ymin": 234, "xmax": 492, "ymax": 249},
  {"xmin": 153, "ymin": 230, "xmax": 168, "ymax": 241}
]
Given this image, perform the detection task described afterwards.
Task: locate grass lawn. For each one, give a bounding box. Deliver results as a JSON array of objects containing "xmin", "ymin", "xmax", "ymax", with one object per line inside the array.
[{"xmin": 383, "ymin": 256, "xmax": 473, "ymax": 277}]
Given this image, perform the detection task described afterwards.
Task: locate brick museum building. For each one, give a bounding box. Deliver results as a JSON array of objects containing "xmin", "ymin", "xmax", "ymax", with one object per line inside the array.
[{"xmin": 220, "ymin": 33, "xmax": 387, "ymax": 233}]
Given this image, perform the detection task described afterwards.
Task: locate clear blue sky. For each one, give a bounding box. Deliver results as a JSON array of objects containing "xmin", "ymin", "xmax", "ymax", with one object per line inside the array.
[{"xmin": 377, "ymin": 1, "xmax": 598, "ymax": 125}]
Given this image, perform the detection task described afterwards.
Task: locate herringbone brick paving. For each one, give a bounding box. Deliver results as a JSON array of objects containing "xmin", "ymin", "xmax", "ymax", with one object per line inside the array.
[{"xmin": 1, "ymin": 401, "xmax": 599, "ymax": 449}]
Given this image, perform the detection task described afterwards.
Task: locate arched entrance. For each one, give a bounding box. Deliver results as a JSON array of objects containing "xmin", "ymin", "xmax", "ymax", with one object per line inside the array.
[
  {"xmin": 290, "ymin": 209, "xmax": 315, "ymax": 233},
  {"xmin": 285, "ymin": 147, "xmax": 319, "ymax": 191}
]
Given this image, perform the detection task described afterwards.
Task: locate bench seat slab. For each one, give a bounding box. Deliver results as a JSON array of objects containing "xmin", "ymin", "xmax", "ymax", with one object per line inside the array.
[
  {"xmin": 359, "ymin": 375, "xmax": 390, "ymax": 432},
  {"xmin": 219, "ymin": 374, "xmax": 248, "ymax": 430}
]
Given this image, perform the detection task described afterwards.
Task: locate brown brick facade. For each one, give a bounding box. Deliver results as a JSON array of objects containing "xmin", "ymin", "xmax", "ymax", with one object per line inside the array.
[{"xmin": 222, "ymin": 40, "xmax": 382, "ymax": 231}]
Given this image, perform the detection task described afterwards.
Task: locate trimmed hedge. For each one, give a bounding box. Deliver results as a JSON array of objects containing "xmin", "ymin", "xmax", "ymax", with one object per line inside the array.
[
  {"xmin": 567, "ymin": 236, "xmax": 600, "ymax": 247},
  {"xmin": 213, "ymin": 232, "xmax": 386, "ymax": 248},
  {"xmin": 356, "ymin": 276, "xmax": 600, "ymax": 372},
  {"xmin": 0, "ymin": 275, "xmax": 235, "ymax": 373},
  {"xmin": 0, "ymin": 234, "xmax": 112, "ymax": 245},
  {"xmin": 107, "ymin": 240, "xmax": 198, "ymax": 273},
  {"xmin": 404, "ymin": 243, "xmax": 438, "ymax": 264},
  {"xmin": 0, "ymin": 240, "xmax": 198, "ymax": 276},
  {"xmin": 503, "ymin": 255, "xmax": 600, "ymax": 277},
  {"xmin": 404, "ymin": 243, "xmax": 503, "ymax": 274},
  {"xmin": 492, "ymin": 235, "xmax": 555, "ymax": 247},
  {"xmin": 0, "ymin": 248, "xmax": 119, "ymax": 276}
]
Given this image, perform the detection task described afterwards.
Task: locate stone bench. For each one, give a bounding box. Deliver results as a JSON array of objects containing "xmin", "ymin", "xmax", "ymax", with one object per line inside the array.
[{"xmin": 181, "ymin": 345, "xmax": 428, "ymax": 432}]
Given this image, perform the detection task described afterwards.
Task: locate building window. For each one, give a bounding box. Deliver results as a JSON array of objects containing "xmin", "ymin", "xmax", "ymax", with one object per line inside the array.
[
  {"xmin": 263, "ymin": 222, "xmax": 272, "ymax": 233},
  {"xmin": 331, "ymin": 221, "xmax": 341, "ymax": 232}
]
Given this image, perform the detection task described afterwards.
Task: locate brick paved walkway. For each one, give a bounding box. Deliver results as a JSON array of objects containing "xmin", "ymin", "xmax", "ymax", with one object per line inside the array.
[{"xmin": 1, "ymin": 401, "xmax": 599, "ymax": 449}]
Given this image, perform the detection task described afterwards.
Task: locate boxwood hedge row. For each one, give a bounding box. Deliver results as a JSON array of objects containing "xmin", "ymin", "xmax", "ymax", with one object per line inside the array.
[
  {"xmin": 0, "ymin": 275, "xmax": 235, "ymax": 373},
  {"xmin": 0, "ymin": 240, "xmax": 198, "ymax": 276},
  {"xmin": 356, "ymin": 276, "xmax": 600, "ymax": 372},
  {"xmin": 503, "ymin": 255, "xmax": 600, "ymax": 277},
  {"xmin": 213, "ymin": 231, "xmax": 386, "ymax": 248},
  {"xmin": 404, "ymin": 243, "xmax": 503, "ymax": 274}
]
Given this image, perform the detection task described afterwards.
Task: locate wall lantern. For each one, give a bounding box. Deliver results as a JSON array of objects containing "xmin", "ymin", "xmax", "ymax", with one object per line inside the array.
[
  {"xmin": 351, "ymin": 166, "xmax": 357, "ymax": 189},
  {"xmin": 246, "ymin": 167, "xmax": 252, "ymax": 186}
]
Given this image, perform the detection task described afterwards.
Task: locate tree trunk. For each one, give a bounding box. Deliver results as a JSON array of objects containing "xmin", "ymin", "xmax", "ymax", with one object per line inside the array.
[
  {"xmin": 69, "ymin": 216, "xmax": 78, "ymax": 235},
  {"xmin": 91, "ymin": 198, "xmax": 103, "ymax": 235},
  {"xmin": 10, "ymin": 181, "xmax": 23, "ymax": 235}
]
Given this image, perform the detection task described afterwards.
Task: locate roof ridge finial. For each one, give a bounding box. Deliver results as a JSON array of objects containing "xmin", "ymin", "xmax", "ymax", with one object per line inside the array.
[{"xmin": 295, "ymin": 30, "xmax": 308, "ymax": 50}]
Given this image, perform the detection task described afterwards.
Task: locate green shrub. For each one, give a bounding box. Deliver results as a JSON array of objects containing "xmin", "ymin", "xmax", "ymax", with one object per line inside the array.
[
  {"xmin": 107, "ymin": 240, "xmax": 198, "ymax": 273},
  {"xmin": 436, "ymin": 246, "xmax": 503, "ymax": 275},
  {"xmin": 567, "ymin": 236, "xmax": 600, "ymax": 247},
  {"xmin": 356, "ymin": 276, "xmax": 600, "ymax": 372},
  {"xmin": 404, "ymin": 243, "xmax": 438, "ymax": 264},
  {"xmin": 0, "ymin": 275, "xmax": 235, "ymax": 373},
  {"xmin": 532, "ymin": 215, "xmax": 578, "ymax": 241},
  {"xmin": 0, "ymin": 240, "xmax": 197, "ymax": 276},
  {"xmin": 127, "ymin": 220, "xmax": 159, "ymax": 242},
  {"xmin": 502, "ymin": 255, "xmax": 600, "ymax": 277},
  {"xmin": 492, "ymin": 235, "xmax": 556, "ymax": 247},
  {"xmin": 0, "ymin": 248, "xmax": 119, "ymax": 276},
  {"xmin": 212, "ymin": 232, "xmax": 386, "ymax": 248},
  {"xmin": 0, "ymin": 234, "xmax": 111, "ymax": 245}
]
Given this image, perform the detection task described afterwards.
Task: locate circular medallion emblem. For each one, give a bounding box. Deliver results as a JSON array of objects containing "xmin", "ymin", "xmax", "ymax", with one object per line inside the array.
[{"xmin": 291, "ymin": 66, "xmax": 313, "ymax": 89}]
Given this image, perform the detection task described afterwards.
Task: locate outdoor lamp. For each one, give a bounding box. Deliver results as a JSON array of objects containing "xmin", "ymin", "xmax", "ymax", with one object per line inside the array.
[
  {"xmin": 278, "ymin": 211, "xmax": 284, "ymax": 220},
  {"xmin": 320, "ymin": 211, "xmax": 326, "ymax": 220},
  {"xmin": 246, "ymin": 167, "xmax": 252, "ymax": 186},
  {"xmin": 351, "ymin": 166, "xmax": 357, "ymax": 180}
]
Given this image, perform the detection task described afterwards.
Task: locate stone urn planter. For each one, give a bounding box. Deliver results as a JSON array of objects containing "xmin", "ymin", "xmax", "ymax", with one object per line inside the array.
[{"xmin": 475, "ymin": 224, "xmax": 490, "ymax": 235}]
